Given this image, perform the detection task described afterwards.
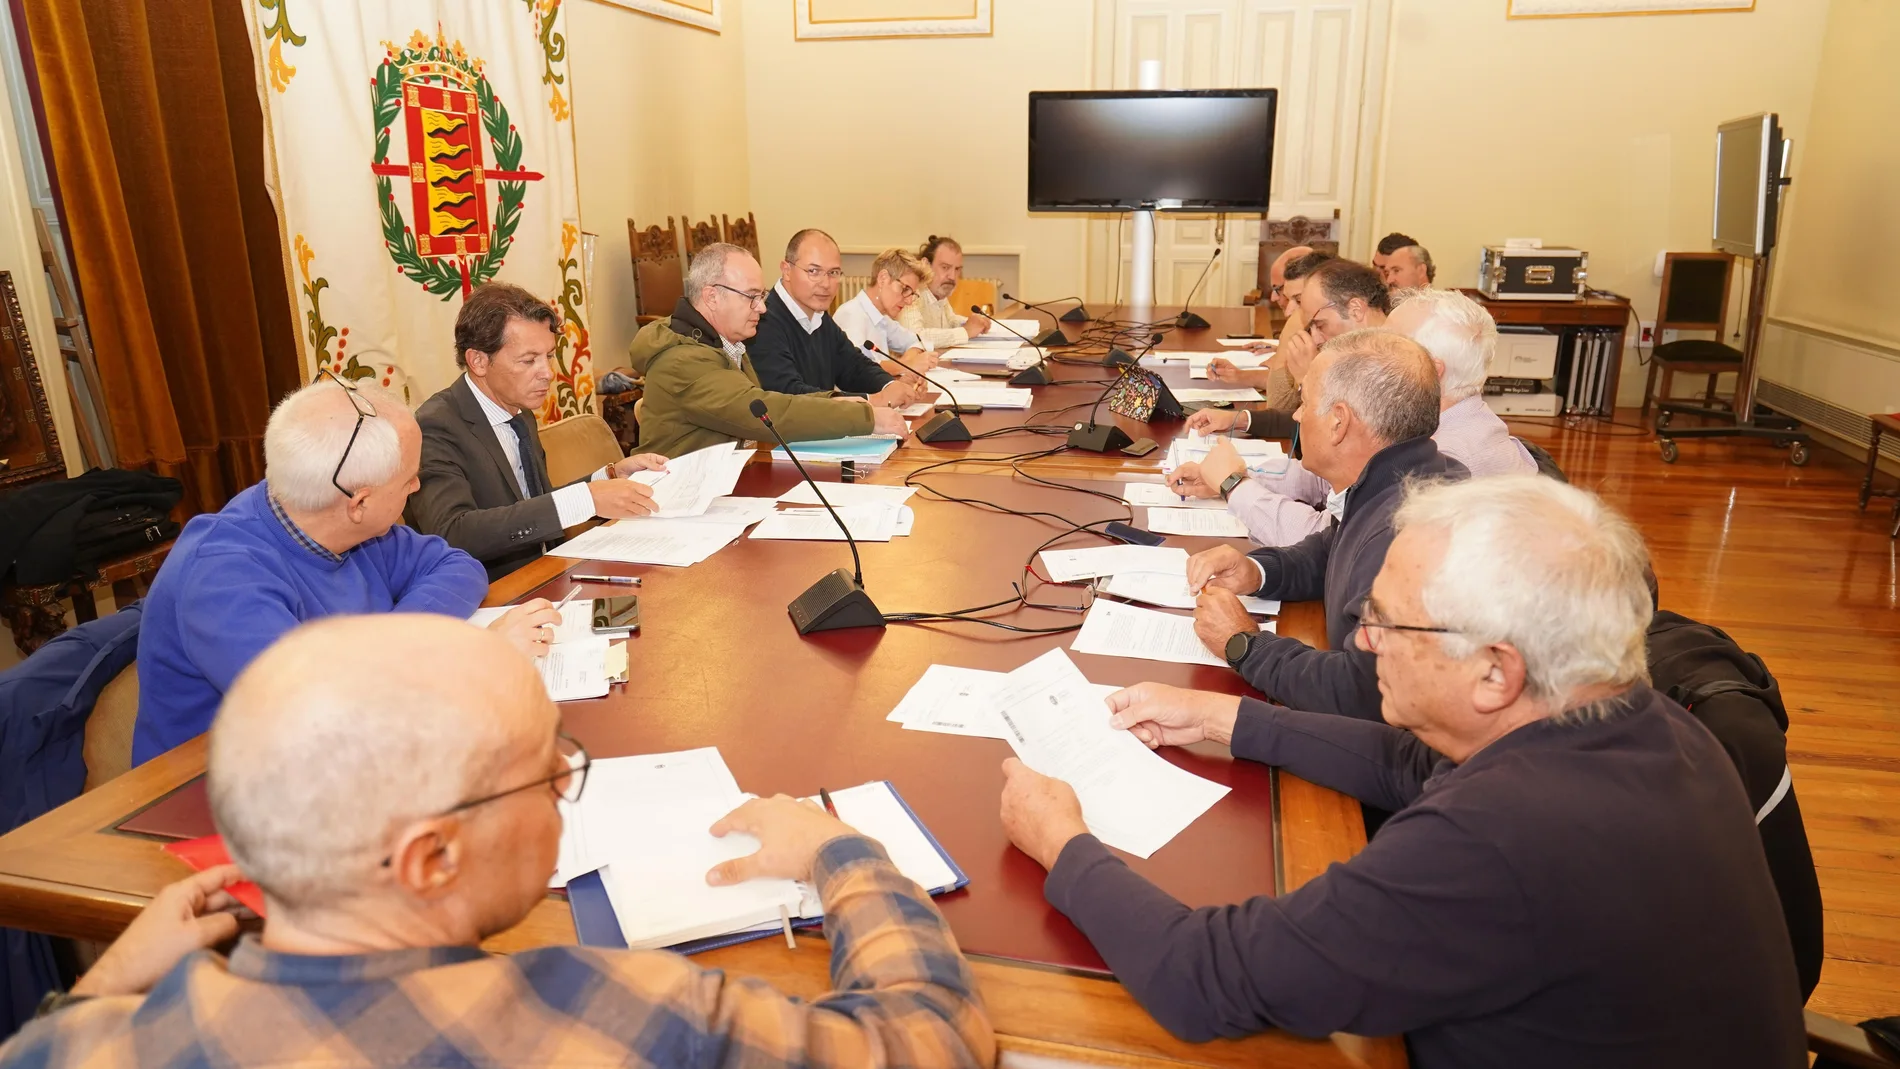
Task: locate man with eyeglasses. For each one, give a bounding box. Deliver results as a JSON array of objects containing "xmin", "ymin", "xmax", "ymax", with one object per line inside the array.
[
  {"xmin": 130, "ymin": 379, "xmax": 558, "ymax": 766},
  {"xmin": 831, "ymin": 247, "xmax": 942, "ymax": 379},
  {"xmin": 993, "ymin": 476, "xmax": 1803, "ymax": 1067},
  {"xmin": 748, "ymin": 229, "xmax": 923, "ymax": 406},
  {"xmin": 1184, "ymin": 330, "xmax": 1464, "ymax": 721},
  {"xmin": 409, "ymin": 283, "xmax": 675, "ymax": 581},
  {"xmin": 10, "ymin": 614, "xmax": 995, "ymax": 1069},
  {"xmin": 1203, "ymin": 248, "xmax": 1332, "ymax": 428},
  {"xmin": 631, "ymin": 242, "xmax": 909, "ymax": 458}
]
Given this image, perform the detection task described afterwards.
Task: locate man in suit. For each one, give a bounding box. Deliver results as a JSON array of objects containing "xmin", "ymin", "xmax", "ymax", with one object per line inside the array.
[{"xmin": 408, "ymin": 283, "xmax": 672, "ymax": 580}]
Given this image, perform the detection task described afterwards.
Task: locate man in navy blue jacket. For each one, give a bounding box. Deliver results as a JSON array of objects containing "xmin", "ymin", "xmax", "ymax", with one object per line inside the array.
[
  {"xmin": 1188, "ymin": 329, "xmax": 1465, "ymax": 720},
  {"xmin": 999, "ymin": 475, "xmax": 1805, "ymax": 1068}
]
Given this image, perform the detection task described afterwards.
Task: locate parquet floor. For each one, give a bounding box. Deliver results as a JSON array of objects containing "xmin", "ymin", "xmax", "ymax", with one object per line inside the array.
[{"xmin": 1512, "ymin": 410, "xmax": 1900, "ymax": 1021}]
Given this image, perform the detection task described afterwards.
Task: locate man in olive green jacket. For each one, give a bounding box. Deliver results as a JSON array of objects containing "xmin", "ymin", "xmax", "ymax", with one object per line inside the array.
[{"xmin": 629, "ymin": 243, "xmax": 909, "ymax": 458}]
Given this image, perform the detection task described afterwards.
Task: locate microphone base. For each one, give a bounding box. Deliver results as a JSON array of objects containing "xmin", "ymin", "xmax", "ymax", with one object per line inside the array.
[
  {"xmin": 1175, "ymin": 310, "xmax": 1212, "ymax": 329},
  {"xmin": 789, "ymin": 568, "xmax": 886, "ymax": 634},
  {"xmin": 1059, "ymin": 305, "xmax": 1091, "ymax": 323},
  {"xmin": 1104, "ymin": 347, "xmax": 1140, "ymax": 367},
  {"xmin": 1067, "ymin": 422, "xmax": 1134, "ymax": 452},
  {"xmin": 950, "ymin": 404, "xmax": 984, "ymax": 415},
  {"xmin": 1032, "ymin": 327, "xmax": 1071, "ymax": 347},
  {"xmin": 1008, "ymin": 363, "xmax": 1053, "ymax": 386},
  {"xmin": 915, "ymin": 410, "xmax": 973, "ymax": 443}
]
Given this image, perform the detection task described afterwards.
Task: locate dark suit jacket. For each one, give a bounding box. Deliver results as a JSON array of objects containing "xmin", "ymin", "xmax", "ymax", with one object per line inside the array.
[{"xmin": 407, "ymin": 376, "xmax": 577, "ymax": 580}]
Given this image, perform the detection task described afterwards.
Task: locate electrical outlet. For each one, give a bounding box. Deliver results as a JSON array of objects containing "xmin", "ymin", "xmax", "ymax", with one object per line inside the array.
[{"xmin": 1638, "ymin": 321, "xmax": 1655, "ymax": 345}]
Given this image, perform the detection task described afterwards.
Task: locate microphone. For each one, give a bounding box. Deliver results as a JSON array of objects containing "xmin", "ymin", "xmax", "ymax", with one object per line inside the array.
[
  {"xmin": 863, "ymin": 340, "xmax": 973, "ymax": 444},
  {"xmin": 1066, "ymin": 364, "xmax": 1136, "ymax": 453},
  {"xmin": 1000, "ymin": 292, "xmax": 1080, "ymax": 346},
  {"xmin": 1004, "ymin": 292, "xmax": 1092, "ymax": 325},
  {"xmin": 1174, "ymin": 248, "xmax": 1220, "ymax": 330},
  {"xmin": 748, "ymin": 399, "xmax": 885, "ymax": 635},
  {"xmin": 971, "ymin": 306, "xmax": 1052, "ymax": 386}
]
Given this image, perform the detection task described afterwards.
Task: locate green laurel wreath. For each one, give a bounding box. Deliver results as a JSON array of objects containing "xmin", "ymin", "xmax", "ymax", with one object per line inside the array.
[{"xmin": 370, "ymin": 45, "xmax": 526, "ymax": 299}]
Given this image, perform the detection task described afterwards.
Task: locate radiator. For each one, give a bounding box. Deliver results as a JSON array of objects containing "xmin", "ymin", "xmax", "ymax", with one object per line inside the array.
[
  {"xmin": 831, "ymin": 275, "xmax": 1004, "ymax": 309},
  {"xmin": 1757, "ymin": 380, "xmax": 1900, "ymax": 463}
]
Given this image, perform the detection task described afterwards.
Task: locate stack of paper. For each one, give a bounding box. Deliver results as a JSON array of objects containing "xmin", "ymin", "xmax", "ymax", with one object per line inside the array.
[
  {"xmin": 629, "ymin": 443, "xmax": 752, "ymax": 517},
  {"xmin": 1039, "ymin": 544, "xmax": 1188, "ymax": 582},
  {"xmin": 929, "ymin": 367, "xmax": 982, "ymax": 383},
  {"xmin": 1120, "ymin": 482, "xmax": 1226, "ymax": 510},
  {"xmin": 466, "ymin": 605, "xmax": 615, "ymax": 702},
  {"xmin": 777, "ymin": 482, "xmax": 915, "ymax": 508},
  {"xmin": 1071, "ymin": 598, "xmax": 1231, "ymax": 668},
  {"xmin": 886, "ymin": 664, "xmax": 1119, "ymax": 740},
  {"xmin": 965, "ymin": 319, "xmax": 1043, "ymax": 344},
  {"xmin": 551, "ymin": 517, "xmax": 748, "ymax": 567},
  {"xmin": 1174, "ymin": 387, "xmax": 1266, "ymax": 403},
  {"xmin": 944, "ymin": 385, "xmax": 1032, "ymax": 408},
  {"xmin": 1144, "ymin": 507, "xmax": 1251, "ymax": 538},
  {"xmin": 770, "ymin": 437, "xmax": 901, "ymax": 465},
  {"xmin": 674, "ymin": 497, "xmax": 778, "ymax": 527},
  {"xmin": 1097, "ymin": 569, "xmax": 1280, "ymax": 615},
  {"xmin": 992, "ymin": 649, "xmax": 1231, "ymax": 858},
  {"xmin": 1162, "ymin": 433, "xmax": 1289, "ymax": 475},
  {"xmin": 944, "ymin": 346, "xmax": 1035, "ymax": 366},
  {"xmin": 752, "ymin": 504, "xmax": 902, "ymax": 542},
  {"xmin": 1216, "ymin": 337, "xmax": 1276, "ymax": 347}
]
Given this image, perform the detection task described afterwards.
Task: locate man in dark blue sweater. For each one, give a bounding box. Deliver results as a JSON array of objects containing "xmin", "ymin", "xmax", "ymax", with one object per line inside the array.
[
  {"xmin": 1187, "ymin": 330, "xmax": 1465, "ymax": 720},
  {"xmin": 998, "ymin": 475, "xmax": 1805, "ymax": 1067},
  {"xmin": 748, "ymin": 228, "xmax": 921, "ymax": 406},
  {"xmin": 132, "ymin": 379, "xmax": 561, "ymax": 765}
]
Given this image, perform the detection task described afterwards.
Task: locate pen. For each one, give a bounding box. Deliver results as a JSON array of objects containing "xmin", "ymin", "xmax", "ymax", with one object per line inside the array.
[
  {"xmin": 778, "ymin": 905, "xmax": 796, "ymax": 949},
  {"xmin": 818, "ymin": 787, "xmax": 838, "ymax": 818},
  {"xmin": 571, "ymin": 574, "xmax": 641, "ymax": 585}
]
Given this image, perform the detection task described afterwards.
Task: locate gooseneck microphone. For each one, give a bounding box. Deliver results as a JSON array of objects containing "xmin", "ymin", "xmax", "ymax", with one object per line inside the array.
[
  {"xmin": 749, "ymin": 399, "xmax": 885, "ymax": 634},
  {"xmin": 863, "ymin": 340, "xmax": 974, "ymax": 444},
  {"xmin": 970, "ymin": 307, "xmax": 1053, "ymax": 386},
  {"xmin": 1003, "ymin": 292, "xmax": 1092, "ymax": 328},
  {"xmin": 1174, "ymin": 248, "xmax": 1220, "ymax": 330}
]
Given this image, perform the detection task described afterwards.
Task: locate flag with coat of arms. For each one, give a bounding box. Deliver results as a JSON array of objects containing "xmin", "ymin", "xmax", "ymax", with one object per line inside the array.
[{"xmin": 243, "ymin": 0, "xmax": 594, "ymax": 421}]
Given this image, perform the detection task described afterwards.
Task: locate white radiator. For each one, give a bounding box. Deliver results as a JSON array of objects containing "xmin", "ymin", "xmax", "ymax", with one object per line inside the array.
[{"xmin": 831, "ymin": 275, "xmax": 1003, "ymax": 310}]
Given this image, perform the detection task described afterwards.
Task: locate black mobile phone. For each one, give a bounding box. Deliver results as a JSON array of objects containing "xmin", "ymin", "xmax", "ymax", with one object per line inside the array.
[
  {"xmin": 1103, "ymin": 521, "xmax": 1166, "ymax": 547},
  {"xmin": 1120, "ymin": 437, "xmax": 1158, "ymax": 457},
  {"xmin": 591, "ymin": 595, "xmax": 640, "ymax": 634}
]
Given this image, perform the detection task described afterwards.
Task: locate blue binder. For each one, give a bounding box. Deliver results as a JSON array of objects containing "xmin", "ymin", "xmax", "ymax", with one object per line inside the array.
[{"xmin": 567, "ymin": 780, "xmax": 967, "ymax": 954}]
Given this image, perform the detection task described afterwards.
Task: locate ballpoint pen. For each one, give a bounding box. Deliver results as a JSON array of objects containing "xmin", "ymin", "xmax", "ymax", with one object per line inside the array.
[
  {"xmin": 818, "ymin": 787, "xmax": 838, "ymax": 818},
  {"xmin": 571, "ymin": 573, "xmax": 641, "ymax": 585}
]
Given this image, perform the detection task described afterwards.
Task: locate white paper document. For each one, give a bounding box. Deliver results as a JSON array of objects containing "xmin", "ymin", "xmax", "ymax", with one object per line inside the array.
[
  {"xmin": 629, "ymin": 443, "xmax": 750, "ymax": 518},
  {"xmin": 574, "ymin": 749, "xmax": 805, "ymax": 950},
  {"xmin": 550, "ymin": 518, "xmax": 747, "ymax": 567},
  {"xmin": 901, "ymin": 402, "xmax": 936, "ymax": 417},
  {"xmin": 809, "ymin": 782, "xmax": 960, "ymax": 894},
  {"xmin": 777, "ymin": 481, "xmax": 916, "ymax": 508},
  {"xmin": 1120, "ymin": 482, "xmax": 1226, "ymax": 510},
  {"xmin": 991, "ymin": 649, "xmax": 1230, "ymax": 858},
  {"xmin": 978, "ymin": 318, "xmax": 1044, "ymax": 339},
  {"xmin": 1070, "ymin": 598, "xmax": 1229, "ymax": 667},
  {"xmin": 1039, "ymin": 544, "xmax": 1188, "ymax": 583},
  {"xmin": 751, "ymin": 504, "xmax": 899, "ymax": 542},
  {"xmin": 1144, "ymin": 507, "xmax": 1252, "ymax": 538},
  {"xmin": 1216, "ymin": 337, "xmax": 1275, "ymax": 347},
  {"xmin": 467, "ymin": 603, "xmax": 597, "ymax": 645},
  {"xmin": 947, "ymin": 386, "xmax": 1033, "ymax": 408},
  {"xmin": 887, "ymin": 664, "xmax": 1119, "ymax": 741},
  {"xmin": 928, "ymin": 367, "xmax": 981, "ymax": 383},
  {"xmin": 893, "ymin": 506, "xmax": 915, "ymax": 536},
  {"xmin": 1099, "ymin": 570, "xmax": 1281, "ymax": 616},
  {"xmin": 944, "ymin": 348, "xmax": 1015, "ymax": 364},
  {"xmin": 539, "ymin": 636, "xmax": 613, "ymax": 702},
  {"xmin": 675, "ymin": 497, "xmax": 778, "ymax": 527},
  {"xmin": 1163, "ymin": 434, "xmax": 1289, "ymax": 476},
  {"xmin": 1174, "ymin": 388, "xmax": 1266, "ymax": 403}
]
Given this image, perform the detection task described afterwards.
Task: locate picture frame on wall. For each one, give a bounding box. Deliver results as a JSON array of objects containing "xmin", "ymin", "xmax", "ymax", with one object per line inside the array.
[
  {"xmin": 794, "ymin": 0, "xmax": 993, "ymax": 40},
  {"xmin": 1507, "ymin": 0, "xmax": 1753, "ymax": 16},
  {"xmin": 601, "ymin": 0, "xmax": 721, "ymax": 33},
  {"xmin": 0, "ymin": 270, "xmax": 66, "ymax": 490}
]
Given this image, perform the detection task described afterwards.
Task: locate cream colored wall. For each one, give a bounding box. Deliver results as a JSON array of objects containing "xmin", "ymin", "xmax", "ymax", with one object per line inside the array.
[
  {"xmin": 0, "ymin": 56, "xmax": 79, "ymax": 476},
  {"xmin": 569, "ymin": 0, "xmax": 753, "ymax": 373},
  {"xmin": 1369, "ymin": 0, "xmax": 1827, "ymax": 405},
  {"xmin": 736, "ymin": 0, "xmax": 1096, "ymax": 306},
  {"xmin": 1756, "ymin": 0, "xmax": 1900, "ymax": 416}
]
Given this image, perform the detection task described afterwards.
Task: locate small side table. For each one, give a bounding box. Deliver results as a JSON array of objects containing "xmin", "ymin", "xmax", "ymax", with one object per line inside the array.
[
  {"xmin": 1, "ymin": 540, "xmax": 173, "ymax": 657},
  {"xmin": 1859, "ymin": 413, "xmax": 1900, "ymax": 539}
]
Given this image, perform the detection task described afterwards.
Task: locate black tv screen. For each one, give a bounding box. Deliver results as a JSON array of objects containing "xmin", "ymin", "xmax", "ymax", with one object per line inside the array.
[{"xmin": 1028, "ymin": 90, "xmax": 1277, "ymax": 213}]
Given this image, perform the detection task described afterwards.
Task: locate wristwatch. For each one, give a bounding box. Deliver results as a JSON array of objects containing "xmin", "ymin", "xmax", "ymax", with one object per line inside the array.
[
  {"xmin": 1224, "ymin": 631, "xmax": 1256, "ymax": 668},
  {"xmin": 1218, "ymin": 471, "xmax": 1248, "ymax": 499},
  {"xmin": 34, "ymin": 989, "xmax": 89, "ymax": 1019}
]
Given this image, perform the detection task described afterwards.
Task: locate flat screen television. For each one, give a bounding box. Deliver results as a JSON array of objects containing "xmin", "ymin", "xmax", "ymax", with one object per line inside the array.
[
  {"xmin": 1028, "ymin": 90, "xmax": 1277, "ymax": 212},
  {"xmin": 1712, "ymin": 113, "xmax": 1787, "ymax": 257}
]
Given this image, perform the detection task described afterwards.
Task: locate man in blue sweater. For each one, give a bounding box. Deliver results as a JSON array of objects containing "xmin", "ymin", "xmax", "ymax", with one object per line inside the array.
[
  {"xmin": 132, "ymin": 379, "xmax": 556, "ymax": 765},
  {"xmin": 998, "ymin": 476, "xmax": 1805, "ymax": 1067}
]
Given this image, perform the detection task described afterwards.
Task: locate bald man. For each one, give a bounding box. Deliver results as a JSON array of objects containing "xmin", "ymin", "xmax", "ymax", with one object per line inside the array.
[{"xmin": 5, "ymin": 615, "xmax": 994, "ymax": 1069}]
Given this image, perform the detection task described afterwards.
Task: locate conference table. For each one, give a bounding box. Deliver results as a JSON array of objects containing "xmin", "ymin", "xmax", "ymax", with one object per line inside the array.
[{"xmin": 0, "ymin": 307, "xmax": 1405, "ymax": 1069}]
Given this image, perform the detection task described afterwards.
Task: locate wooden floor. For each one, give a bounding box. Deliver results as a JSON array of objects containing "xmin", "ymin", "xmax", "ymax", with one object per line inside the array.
[{"xmin": 1512, "ymin": 409, "xmax": 1900, "ymax": 1022}]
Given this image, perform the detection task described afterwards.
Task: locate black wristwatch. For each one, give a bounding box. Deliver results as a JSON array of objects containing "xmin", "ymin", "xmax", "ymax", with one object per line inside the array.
[
  {"xmin": 1218, "ymin": 471, "xmax": 1247, "ymax": 499},
  {"xmin": 35, "ymin": 989, "xmax": 89, "ymax": 1019},
  {"xmin": 1224, "ymin": 631, "xmax": 1256, "ymax": 668}
]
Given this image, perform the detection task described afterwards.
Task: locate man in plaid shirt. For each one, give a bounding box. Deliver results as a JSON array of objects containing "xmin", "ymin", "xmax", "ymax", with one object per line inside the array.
[{"xmin": 1, "ymin": 614, "xmax": 994, "ymax": 1069}]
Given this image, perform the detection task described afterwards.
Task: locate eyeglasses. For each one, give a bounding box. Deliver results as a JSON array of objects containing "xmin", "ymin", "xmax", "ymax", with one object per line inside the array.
[
  {"xmin": 892, "ymin": 279, "xmax": 919, "ymax": 302},
  {"xmin": 1355, "ymin": 597, "xmax": 1458, "ymax": 653},
  {"xmin": 1306, "ymin": 302, "xmax": 1344, "ymax": 335},
  {"xmin": 798, "ymin": 264, "xmax": 845, "ymax": 282},
  {"xmin": 314, "ymin": 369, "xmax": 378, "ymax": 499},
  {"xmin": 379, "ymin": 733, "xmax": 591, "ymax": 868},
  {"xmin": 712, "ymin": 282, "xmax": 767, "ymax": 307}
]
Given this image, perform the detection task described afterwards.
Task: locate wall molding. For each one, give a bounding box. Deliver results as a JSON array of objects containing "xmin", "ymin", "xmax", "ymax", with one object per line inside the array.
[{"xmin": 1766, "ymin": 314, "xmax": 1900, "ymax": 365}]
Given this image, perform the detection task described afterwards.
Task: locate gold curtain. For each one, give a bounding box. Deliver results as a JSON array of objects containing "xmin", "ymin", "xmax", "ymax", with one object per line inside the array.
[{"xmin": 22, "ymin": 0, "xmax": 299, "ymax": 514}]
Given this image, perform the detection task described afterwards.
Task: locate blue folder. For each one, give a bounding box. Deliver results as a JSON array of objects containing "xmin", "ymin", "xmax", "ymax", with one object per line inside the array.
[{"xmin": 567, "ymin": 780, "xmax": 967, "ymax": 954}]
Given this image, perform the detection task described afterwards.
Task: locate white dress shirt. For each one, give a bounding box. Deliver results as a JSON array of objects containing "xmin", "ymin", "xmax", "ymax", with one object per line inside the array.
[
  {"xmin": 465, "ymin": 373, "xmax": 608, "ymax": 529},
  {"xmin": 833, "ymin": 289, "xmax": 924, "ymax": 363},
  {"xmin": 774, "ymin": 280, "xmax": 825, "ymax": 335},
  {"xmin": 898, "ymin": 288, "xmax": 971, "ymax": 350}
]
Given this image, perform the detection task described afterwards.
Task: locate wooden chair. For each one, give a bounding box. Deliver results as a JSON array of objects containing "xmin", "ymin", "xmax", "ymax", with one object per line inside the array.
[
  {"xmin": 722, "ymin": 212, "xmax": 760, "ymax": 261},
  {"xmin": 949, "ymin": 278, "xmax": 999, "ymax": 317},
  {"xmin": 540, "ymin": 413, "xmax": 625, "ymax": 488},
  {"xmin": 685, "ymin": 216, "xmax": 722, "ymax": 258},
  {"xmin": 628, "ymin": 217, "xmax": 683, "ymax": 326},
  {"xmin": 82, "ymin": 661, "xmax": 139, "ymax": 792},
  {"xmin": 1641, "ymin": 252, "xmax": 1739, "ymax": 422},
  {"xmin": 0, "ymin": 542, "xmax": 172, "ymax": 657}
]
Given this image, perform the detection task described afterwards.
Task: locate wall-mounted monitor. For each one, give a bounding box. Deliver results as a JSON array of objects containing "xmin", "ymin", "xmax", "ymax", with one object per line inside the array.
[
  {"xmin": 1027, "ymin": 89, "xmax": 1277, "ymax": 213},
  {"xmin": 1712, "ymin": 113, "xmax": 1787, "ymax": 257}
]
